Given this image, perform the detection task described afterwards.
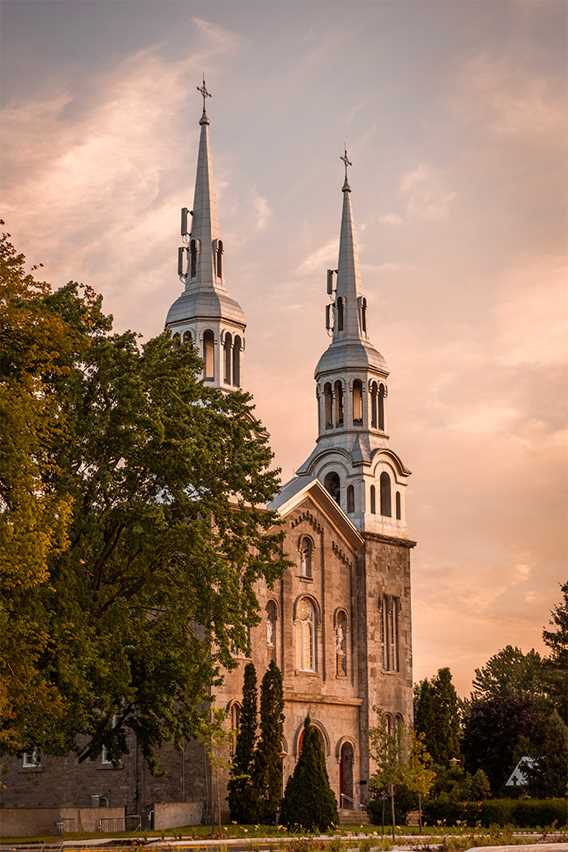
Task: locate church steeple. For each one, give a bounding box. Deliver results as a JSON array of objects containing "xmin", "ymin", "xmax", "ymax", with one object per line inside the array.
[
  {"xmin": 165, "ymin": 78, "xmax": 246, "ymax": 389},
  {"xmin": 334, "ymin": 148, "xmax": 366, "ymax": 341}
]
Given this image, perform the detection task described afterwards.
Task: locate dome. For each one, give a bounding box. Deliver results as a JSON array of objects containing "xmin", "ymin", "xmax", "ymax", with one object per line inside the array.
[
  {"xmin": 165, "ymin": 285, "xmax": 246, "ymax": 328},
  {"xmin": 314, "ymin": 338, "xmax": 388, "ymax": 378}
]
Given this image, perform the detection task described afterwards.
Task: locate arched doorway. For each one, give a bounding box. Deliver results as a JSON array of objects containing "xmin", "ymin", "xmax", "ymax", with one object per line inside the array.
[{"xmin": 339, "ymin": 741, "xmax": 354, "ymax": 809}]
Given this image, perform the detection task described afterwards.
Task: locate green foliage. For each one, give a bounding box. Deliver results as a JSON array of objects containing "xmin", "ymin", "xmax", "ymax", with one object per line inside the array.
[
  {"xmin": 367, "ymin": 785, "xmax": 417, "ymax": 826},
  {"xmin": 227, "ymin": 662, "xmax": 258, "ymax": 823},
  {"xmin": 472, "ymin": 645, "xmax": 545, "ymax": 702},
  {"xmin": 0, "ymin": 226, "xmax": 287, "ymax": 763},
  {"xmin": 523, "ymin": 708, "xmax": 568, "ymax": 797},
  {"xmin": 543, "ymin": 581, "xmax": 568, "ymax": 724},
  {"xmin": 432, "ymin": 763, "xmax": 491, "ymax": 802},
  {"xmin": 414, "ymin": 668, "xmax": 461, "ymax": 768},
  {"xmin": 253, "ymin": 661, "xmax": 284, "ymax": 824},
  {"xmin": 423, "ymin": 797, "xmax": 568, "ymax": 828},
  {"xmin": 281, "ymin": 716, "xmax": 338, "ymax": 831}
]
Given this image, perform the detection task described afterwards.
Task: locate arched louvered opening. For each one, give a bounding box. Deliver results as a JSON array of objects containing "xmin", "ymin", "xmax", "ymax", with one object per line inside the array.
[
  {"xmin": 334, "ymin": 381, "xmax": 344, "ymax": 427},
  {"xmin": 353, "ymin": 379, "xmax": 363, "ymax": 425},
  {"xmin": 361, "ymin": 297, "xmax": 367, "ymax": 333},
  {"xmin": 223, "ymin": 333, "xmax": 232, "ymax": 385},
  {"xmin": 183, "ymin": 330, "xmax": 192, "ymax": 345},
  {"xmin": 337, "ymin": 297, "xmax": 344, "ymax": 331},
  {"xmin": 203, "ymin": 330, "xmax": 215, "ymax": 380},
  {"xmin": 370, "ymin": 484, "xmax": 376, "ymax": 514},
  {"xmin": 172, "ymin": 332, "xmax": 181, "ymax": 347},
  {"xmin": 378, "ymin": 384, "xmax": 385, "ymax": 431},
  {"xmin": 299, "ymin": 536, "xmax": 314, "ymax": 579},
  {"xmin": 346, "ymin": 484, "xmax": 355, "ymax": 514},
  {"xmin": 324, "ymin": 382, "xmax": 333, "ymax": 429},
  {"xmin": 217, "ymin": 239, "xmax": 224, "ymax": 279},
  {"xmin": 190, "ymin": 239, "xmax": 198, "ymax": 278},
  {"xmin": 370, "ymin": 381, "xmax": 378, "ymax": 428},
  {"xmin": 323, "ymin": 471, "xmax": 340, "ymax": 505},
  {"xmin": 232, "ymin": 336, "xmax": 242, "ymax": 387},
  {"xmin": 380, "ymin": 471, "xmax": 392, "ymax": 517},
  {"xmin": 396, "ymin": 491, "xmax": 401, "ymax": 520}
]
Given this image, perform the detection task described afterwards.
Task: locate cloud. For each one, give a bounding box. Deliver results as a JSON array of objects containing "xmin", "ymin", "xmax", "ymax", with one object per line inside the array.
[
  {"xmin": 296, "ymin": 238, "xmax": 337, "ymax": 276},
  {"xmin": 252, "ymin": 190, "xmax": 272, "ymax": 231},
  {"xmin": 400, "ymin": 164, "xmax": 457, "ymax": 222},
  {"xmin": 379, "ymin": 213, "xmax": 404, "ymax": 226}
]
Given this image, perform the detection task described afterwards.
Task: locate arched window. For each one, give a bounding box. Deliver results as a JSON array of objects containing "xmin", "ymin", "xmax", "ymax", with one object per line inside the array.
[
  {"xmin": 298, "ymin": 724, "xmax": 325, "ymax": 756},
  {"xmin": 370, "ymin": 381, "xmax": 378, "ymax": 428},
  {"xmin": 324, "ymin": 383, "xmax": 333, "ymax": 429},
  {"xmin": 353, "ymin": 380, "xmax": 363, "ymax": 425},
  {"xmin": 361, "ymin": 297, "xmax": 367, "ymax": 333},
  {"xmin": 223, "ymin": 332, "xmax": 232, "ymax": 385},
  {"xmin": 334, "ymin": 381, "xmax": 344, "ymax": 427},
  {"xmin": 378, "ymin": 384, "xmax": 385, "ymax": 431},
  {"xmin": 323, "ymin": 471, "xmax": 340, "ymax": 505},
  {"xmin": 266, "ymin": 600, "xmax": 277, "ymax": 662},
  {"xmin": 295, "ymin": 597, "xmax": 316, "ymax": 672},
  {"xmin": 337, "ymin": 297, "xmax": 344, "ymax": 331},
  {"xmin": 396, "ymin": 491, "xmax": 401, "ymax": 520},
  {"xmin": 203, "ymin": 330, "xmax": 215, "ymax": 380},
  {"xmin": 190, "ymin": 239, "xmax": 198, "ymax": 278},
  {"xmin": 172, "ymin": 332, "xmax": 181, "ymax": 347},
  {"xmin": 335, "ymin": 610, "xmax": 348, "ymax": 677},
  {"xmin": 183, "ymin": 330, "xmax": 192, "ymax": 345},
  {"xmin": 380, "ymin": 471, "xmax": 392, "ymax": 517},
  {"xmin": 370, "ymin": 484, "xmax": 376, "ymax": 514},
  {"xmin": 216, "ymin": 240, "xmax": 224, "ymax": 278},
  {"xmin": 346, "ymin": 484, "xmax": 355, "ymax": 514},
  {"xmin": 233, "ymin": 336, "xmax": 242, "ymax": 387},
  {"xmin": 299, "ymin": 536, "xmax": 313, "ymax": 579},
  {"xmin": 229, "ymin": 702, "xmax": 241, "ymax": 754},
  {"xmin": 385, "ymin": 713, "xmax": 393, "ymax": 737}
]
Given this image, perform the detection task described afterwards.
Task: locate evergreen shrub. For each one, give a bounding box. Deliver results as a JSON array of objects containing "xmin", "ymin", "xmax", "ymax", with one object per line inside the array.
[
  {"xmin": 422, "ymin": 797, "xmax": 568, "ymax": 828},
  {"xmin": 281, "ymin": 717, "xmax": 338, "ymax": 831}
]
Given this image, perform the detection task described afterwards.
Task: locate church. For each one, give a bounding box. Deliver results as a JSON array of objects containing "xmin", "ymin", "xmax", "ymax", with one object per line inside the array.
[{"xmin": 0, "ymin": 86, "xmax": 414, "ymax": 832}]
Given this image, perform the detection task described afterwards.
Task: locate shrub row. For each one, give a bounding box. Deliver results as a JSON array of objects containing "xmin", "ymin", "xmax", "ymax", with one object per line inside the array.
[{"xmin": 422, "ymin": 797, "xmax": 568, "ymax": 828}]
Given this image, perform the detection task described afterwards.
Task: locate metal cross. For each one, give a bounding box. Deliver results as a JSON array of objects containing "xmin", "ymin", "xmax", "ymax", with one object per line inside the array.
[
  {"xmin": 196, "ymin": 75, "xmax": 212, "ymax": 112},
  {"xmin": 340, "ymin": 146, "xmax": 352, "ymax": 182}
]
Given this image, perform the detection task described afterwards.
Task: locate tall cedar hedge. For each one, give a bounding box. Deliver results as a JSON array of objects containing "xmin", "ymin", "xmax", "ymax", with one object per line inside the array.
[
  {"xmin": 254, "ymin": 660, "xmax": 284, "ymax": 823},
  {"xmin": 227, "ymin": 662, "xmax": 257, "ymax": 823},
  {"xmin": 281, "ymin": 716, "xmax": 338, "ymax": 830}
]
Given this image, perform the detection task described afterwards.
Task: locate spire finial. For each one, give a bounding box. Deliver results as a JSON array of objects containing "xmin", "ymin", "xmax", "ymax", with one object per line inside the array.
[
  {"xmin": 340, "ymin": 145, "xmax": 352, "ymax": 191},
  {"xmin": 197, "ymin": 75, "xmax": 212, "ymax": 124}
]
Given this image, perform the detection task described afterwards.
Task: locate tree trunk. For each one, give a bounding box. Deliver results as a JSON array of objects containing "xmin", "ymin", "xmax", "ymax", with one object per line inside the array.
[
  {"xmin": 418, "ymin": 791, "xmax": 423, "ymax": 831},
  {"xmin": 390, "ymin": 784, "xmax": 396, "ymax": 841}
]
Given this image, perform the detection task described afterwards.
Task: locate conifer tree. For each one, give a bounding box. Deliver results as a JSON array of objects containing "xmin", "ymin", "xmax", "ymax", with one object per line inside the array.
[
  {"xmin": 281, "ymin": 716, "xmax": 338, "ymax": 831},
  {"xmin": 227, "ymin": 662, "xmax": 257, "ymax": 823},
  {"xmin": 254, "ymin": 661, "xmax": 284, "ymax": 824}
]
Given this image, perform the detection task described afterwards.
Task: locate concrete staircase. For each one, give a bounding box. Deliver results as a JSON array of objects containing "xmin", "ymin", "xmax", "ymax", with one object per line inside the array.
[{"xmin": 338, "ymin": 808, "xmax": 370, "ymax": 826}]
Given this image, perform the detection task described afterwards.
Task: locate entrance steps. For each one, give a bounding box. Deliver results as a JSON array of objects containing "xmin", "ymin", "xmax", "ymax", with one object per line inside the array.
[{"xmin": 338, "ymin": 808, "xmax": 370, "ymax": 826}]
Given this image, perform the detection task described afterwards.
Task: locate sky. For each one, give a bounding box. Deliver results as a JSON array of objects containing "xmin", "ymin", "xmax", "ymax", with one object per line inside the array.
[{"xmin": 1, "ymin": 0, "xmax": 567, "ymax": 695}]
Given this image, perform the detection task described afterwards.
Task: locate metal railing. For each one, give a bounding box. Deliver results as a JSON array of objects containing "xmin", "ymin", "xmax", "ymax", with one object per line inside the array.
[{"xmin": 97, "ymin": 816, "xmax": 126, "ymax": 832}]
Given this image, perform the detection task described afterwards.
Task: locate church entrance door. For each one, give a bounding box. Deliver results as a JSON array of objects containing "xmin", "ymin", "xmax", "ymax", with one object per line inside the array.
[{"xmin": 339, "ymin": 741, "xmax": 354, "ymax": 809}]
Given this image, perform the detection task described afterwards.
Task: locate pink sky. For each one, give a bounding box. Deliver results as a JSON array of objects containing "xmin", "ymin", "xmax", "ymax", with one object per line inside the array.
[{"xmin": 1, "ymin": 0, "xmax": 567, "ymax": 694}]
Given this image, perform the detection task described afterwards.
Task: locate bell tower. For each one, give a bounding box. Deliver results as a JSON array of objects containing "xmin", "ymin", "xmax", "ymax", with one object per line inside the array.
[
  {"xmin": 297, "ymin": 150, "xmax": 411, "ymax": 538},
  {"xmin": 165, "ymin": 78, "xmax": 246, "ymax": 389}
]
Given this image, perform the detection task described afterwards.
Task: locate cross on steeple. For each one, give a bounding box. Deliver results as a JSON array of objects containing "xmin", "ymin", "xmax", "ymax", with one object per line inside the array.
[
  {"xmin": 197, "ymin": 75, "xmax": 212, "ymax": 116},
  {"xmin": 340, "ymin": 146, "xmax": 352, "ymax": 190}
]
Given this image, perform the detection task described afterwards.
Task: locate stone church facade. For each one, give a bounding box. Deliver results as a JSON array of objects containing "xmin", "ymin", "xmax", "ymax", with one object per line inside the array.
[{"xmin": 0, "ymin": 90, "xmax": 414, "ymax": 829}]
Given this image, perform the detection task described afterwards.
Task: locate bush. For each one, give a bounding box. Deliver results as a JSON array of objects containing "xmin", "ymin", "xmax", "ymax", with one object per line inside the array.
[
  {"xmin": 422, "ymin": 797, "xmax": 568, "ymax": 828},
  {"xmin": 280, "ymin": 717, "xmax": 338, "ymax": 831},
  {"xmin": 367, "ymin": 786, "xmax": 418, "ymax": 825}
]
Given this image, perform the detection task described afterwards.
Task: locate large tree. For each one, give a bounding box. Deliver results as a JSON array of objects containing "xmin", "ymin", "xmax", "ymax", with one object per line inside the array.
[
  {"xmin": 543, "ymin": 581, "xmax": 568, "ymax": 724},
  {"xmin": 471, "ymin": 645, "xmax": 545, "ymax": 702},
  {"xmin": 414, "ymin": 668, "xmax": 461, "ymax": 768},
  {"xmin": 253, "ymin": 661, "xmax": 284, "ymax": 824},
  {"xmin": 227, "ymin": 662, "xmax": 258, "ymax": 823},
  {"xmin": 281, "ymin": 716, "xmax": 338, "ymax": 831},
  {"xmin": 0, "ymin": 226, "xmax": 286, "ymax": 764}
]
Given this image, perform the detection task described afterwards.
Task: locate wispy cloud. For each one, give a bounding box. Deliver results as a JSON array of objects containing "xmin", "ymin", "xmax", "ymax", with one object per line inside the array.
[
  {"xmin": 296, "ymin": 238, "xmax": 337, "ymax": 276},
  {"xmin": 252, "ymin": 190, "xmax": 272, "ymax": 231},
  {"xmin": 400, "ymin": 164, "xmax": 457, "ymax": 222},
  {"xmin": 379, "ymin": 213, "xmax": 404, "ymax": 226}
]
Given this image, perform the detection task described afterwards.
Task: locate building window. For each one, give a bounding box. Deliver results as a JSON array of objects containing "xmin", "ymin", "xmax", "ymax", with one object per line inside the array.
[
  {"xmin": 266, "ymin": 600, "xmax": 277, "ymax": 661},
  {"xmin": 183, "ymin": 330, "xmax": 192, "ymax": 345},
  {"xmin": 361, "ymin": 297, "xmax": 367, "ymax": 333},
  {"xmin": 324, "ymin": 382, "xmax": 333, "ymax": 429},
  {"xmin": 190, "ymin": 239, "xmax": 198, "ymax": 278},
  {"xmin": 101, "ymin": 744, "xmax": 113, "ymax": 766},
  {"xmin": 370, "ymin": 381, "xmax": 378, "ymax": 428},
  {"xmin": 396, "ymin": 491, "xmax": 401, "ymax": 520},
  {"xmin": 203, "ymin": 330, "xmax": 215, "ymax": 380},
  {"xmin": 172, "ymin": 332, "xmax": 181, "ymax": 347},
  {"xmin": 334, "ymin": 380, "xmax": 344, "ymax": 427},
  {"xmin": 22, "ymin": 749, "xmax": 41, "ymax": 769},
  {"xmin": 380, "ymin": 471, "xmax": 392, "ymax": 517},
  {"xmin": 337, "ymin": 297, "xmax": 344, "ymax": 331},
  {"xmin": 335, "ymin": 610, "xmax": 348, "ymax": 677},
  {"xmin": 229, "ymin": 702, "xmax": 241, "ymax": 754},
  {"xmin": 216, "ymin": 240, "xmax": 224, "ymax": 278},
  {"xmin": 299, "ymin": 536, "xmax": 313, "ymax": 578},
  {"xmin": 346, "ymin": 484, "xmax": 355, "ymax": 514},
  {"xmin": 295, "ymin": 597, "xmax": 316, "ymax": 672},
  {"xmin": 233, "ymin": 335, "xmax": 242, "ymax": 387},
  {"xmin": 223, "ymin": 333, "xmax": 232, "ymax": 384},
  {"xmin": 378, "ymin": 384, "xmax": 385, "ymax": 431},
  {"xmin": 370, "ymin": 484, "xmax": 376, "ymax": 514},
  {"xmin": 353, "ymin": 380, "xmax": 363, "ymax": 425},
  {"xmin": 380, "ymin": 595, "xmax": 400, "ymax": 672},
  {"xmin": 323, "ymin": 471, "xmax": 341, "ymax": 505}
]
